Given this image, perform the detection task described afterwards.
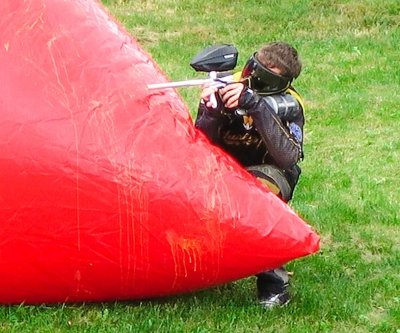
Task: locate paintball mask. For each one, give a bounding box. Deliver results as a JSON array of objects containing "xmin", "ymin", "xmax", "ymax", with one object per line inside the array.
[{"xmin": 241, "ymin": 53, "xmax": 292, "ymax": 95}]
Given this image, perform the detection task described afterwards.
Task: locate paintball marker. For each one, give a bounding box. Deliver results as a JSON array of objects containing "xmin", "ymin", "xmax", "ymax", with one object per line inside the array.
[{"xmin": 147, "ymin": 44, "xmax": 238, "ymax": 107}]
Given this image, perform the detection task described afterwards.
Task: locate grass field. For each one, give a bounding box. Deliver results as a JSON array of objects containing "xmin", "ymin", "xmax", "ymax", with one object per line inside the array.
[{"xmin": 1, "ymin": 0, "xmax": 399, "ymax": 332}]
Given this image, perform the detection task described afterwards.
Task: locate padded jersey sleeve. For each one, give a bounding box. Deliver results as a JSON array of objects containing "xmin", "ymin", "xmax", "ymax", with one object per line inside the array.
[{"xmin": 239, "ymin": 89, "xmax": 304, "ymax": 170}]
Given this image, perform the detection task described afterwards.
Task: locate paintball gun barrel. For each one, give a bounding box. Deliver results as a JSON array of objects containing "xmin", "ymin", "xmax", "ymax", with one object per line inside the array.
[
  {"xmin": 147, "ymin": 44, "xmax": 238, "ymax": 93},
  {"xmin": 147, "ymin": 72, "xmax": 232, "ymax": 90}
]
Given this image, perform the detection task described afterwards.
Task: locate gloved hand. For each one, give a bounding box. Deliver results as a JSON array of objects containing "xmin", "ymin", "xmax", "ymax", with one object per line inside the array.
[
  {"xmin": 200, "ymin": 83, "xmax": 224, "ymax": 112},
  {"xmin": 219, "ymin": 83, "xmax": 260, "ymax": 110},
  {"xmin": 237, "ymin": 86, "xmax": 260, "ymax": 110},
  {"xmin": 218, "ymin": 82, "xmax": 245, "ymax": 108}
]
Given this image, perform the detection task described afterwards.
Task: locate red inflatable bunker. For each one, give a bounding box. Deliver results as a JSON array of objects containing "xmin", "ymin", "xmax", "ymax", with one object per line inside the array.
[{"xmin": 0, "ymin": 0, "xmax": 319, "ymax": 304}]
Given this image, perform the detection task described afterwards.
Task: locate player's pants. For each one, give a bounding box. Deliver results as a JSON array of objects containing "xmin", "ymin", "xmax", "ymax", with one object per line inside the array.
[{"xmin": 246, "ymin": 164, "xmax": 296, "ymax": 295}]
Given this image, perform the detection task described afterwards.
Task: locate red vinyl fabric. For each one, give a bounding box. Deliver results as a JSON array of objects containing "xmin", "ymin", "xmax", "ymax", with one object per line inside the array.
[{"xmin": 0, "ymin": 0, "xmax": 319, "ymax": 304}]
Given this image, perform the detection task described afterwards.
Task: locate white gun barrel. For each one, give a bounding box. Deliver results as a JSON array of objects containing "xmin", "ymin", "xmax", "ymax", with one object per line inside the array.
[
  {"xmin": 147, "ymin": 79, "xmax": 212, "ymax": 90},
  {"xmin": 147, "ymin": 74, "xmax": 235, "ymax": 109},
  {"xmin": 147, "ymin": 73, "xmax": 234, "ymax": 90}
]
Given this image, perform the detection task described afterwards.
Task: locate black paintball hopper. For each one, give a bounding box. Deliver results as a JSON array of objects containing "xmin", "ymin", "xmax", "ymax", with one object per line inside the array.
[{"xmin": 190, "ymin": 44, "xmax": 238, "ymax": 72}]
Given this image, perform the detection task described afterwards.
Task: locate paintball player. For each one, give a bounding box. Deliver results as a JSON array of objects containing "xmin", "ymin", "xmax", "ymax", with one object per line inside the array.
[{"xmin": 195, "ymin": 41, "xmax": 304, "ymax": 308}]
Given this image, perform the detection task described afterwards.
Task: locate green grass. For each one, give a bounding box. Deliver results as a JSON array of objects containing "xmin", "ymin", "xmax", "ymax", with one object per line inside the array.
[{"xmin": 1, "ymin": 0, "xmax": 399, "ymax": 332}]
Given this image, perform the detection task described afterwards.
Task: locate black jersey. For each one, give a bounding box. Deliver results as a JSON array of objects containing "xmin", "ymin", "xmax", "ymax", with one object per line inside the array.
[{"xmin": 195, "ymin": 88, "xmax": 304, "ymax": 169}]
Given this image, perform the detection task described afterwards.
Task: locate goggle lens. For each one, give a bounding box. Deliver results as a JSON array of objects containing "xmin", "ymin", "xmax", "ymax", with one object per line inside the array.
[{"xmin": 241, "ymin": 53, "xmax": 292, "ymax": 94}]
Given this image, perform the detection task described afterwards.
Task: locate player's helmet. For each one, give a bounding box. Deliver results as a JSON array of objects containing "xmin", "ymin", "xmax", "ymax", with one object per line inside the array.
[{"xmin": 241, "ymin": 53, "xmax": 292, "ymax": 95}]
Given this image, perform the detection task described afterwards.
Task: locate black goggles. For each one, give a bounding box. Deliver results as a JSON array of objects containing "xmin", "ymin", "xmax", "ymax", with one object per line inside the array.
[{"xmin": 241, "ymin": 53, "xmax": 292, "ymax": 94}]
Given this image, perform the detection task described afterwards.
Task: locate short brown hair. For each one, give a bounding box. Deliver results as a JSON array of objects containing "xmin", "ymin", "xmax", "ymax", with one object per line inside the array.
[{"xmin": 256, "ymin": 42, "xmax": 302, "ymax": 79}]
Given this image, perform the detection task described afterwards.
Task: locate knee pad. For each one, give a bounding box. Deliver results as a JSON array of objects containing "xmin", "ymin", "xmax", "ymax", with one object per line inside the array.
[{"xmin": 246, "ymin": 164, "xmax": 292, "ymax": 202}]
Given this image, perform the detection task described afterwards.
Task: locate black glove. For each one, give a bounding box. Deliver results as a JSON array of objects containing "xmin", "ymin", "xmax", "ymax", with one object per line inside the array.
[{"xmin": 238, "ymin": 87, "xmax": 260, "ymax": 110}]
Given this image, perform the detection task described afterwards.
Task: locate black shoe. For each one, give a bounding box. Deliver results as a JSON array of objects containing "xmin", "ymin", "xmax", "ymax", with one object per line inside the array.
[
  {"xmin": 258, "ymin": 283, "xmax": 290, "ymax": 309},
  {"xmin": 256, "ymin": 268, "xmax": 291, "ymax": 309}
]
